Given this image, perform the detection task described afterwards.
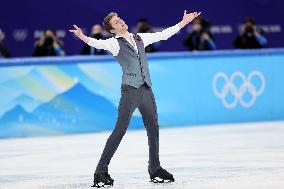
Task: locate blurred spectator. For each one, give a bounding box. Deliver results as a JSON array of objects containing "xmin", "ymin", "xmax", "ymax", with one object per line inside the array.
[
  {"xmin": 33, "ymin": 29, "xmax": 65, "ymax": 56},
  {"xmin": 81, "ymin": 24, "xmax": 107, "ymax": 55},
  {"xmin": 183, "ymin": 17, "xmax": 216, "ymax": 51},
  {"xmin": 135, "ymin": 18, "xmax": 159, "ymax": 53},
  {"xmin": 0, "ymin": 29, "xmax": 11, "ymax": 58},
  {"xmin": 234, "ymin": 17, "xmax": 267, "ymax": 49}
]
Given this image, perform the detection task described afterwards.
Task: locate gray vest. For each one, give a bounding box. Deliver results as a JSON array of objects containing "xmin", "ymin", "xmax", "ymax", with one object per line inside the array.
[{"xmin": 115, "ymin": 34, "xmax": 152, "ymax": 89}]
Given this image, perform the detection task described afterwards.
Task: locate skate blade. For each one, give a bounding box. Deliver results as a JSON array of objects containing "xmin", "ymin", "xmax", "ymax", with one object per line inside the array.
[
  {"xmin": 91, "ymin": 181, "xmax": 113, "ymax": 188},
  {"xmin": 150, "ymin": 178, "xmax": 173, "ymax": 183}
]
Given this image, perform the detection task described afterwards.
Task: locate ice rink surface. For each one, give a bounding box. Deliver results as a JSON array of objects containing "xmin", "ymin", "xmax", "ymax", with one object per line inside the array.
[{"xmin": 0, "ymin": 121, "xmax": 283, "ymax": 189}]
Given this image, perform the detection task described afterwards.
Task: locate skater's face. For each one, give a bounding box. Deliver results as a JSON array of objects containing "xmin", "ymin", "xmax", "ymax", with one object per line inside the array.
[{"xmin": 109, "ymin": 15, "xmax": 128, "ymax": 34}]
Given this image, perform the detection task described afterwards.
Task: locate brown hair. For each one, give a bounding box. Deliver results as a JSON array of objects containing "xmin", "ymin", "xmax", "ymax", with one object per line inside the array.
[{"xmin": 103, "ymin": 12, "xmax": 117, "ymax": 33}]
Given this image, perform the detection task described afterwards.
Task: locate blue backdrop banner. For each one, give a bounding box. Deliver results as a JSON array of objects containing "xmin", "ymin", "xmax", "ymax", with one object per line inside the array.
[{"xmin": 0, "ymin": 49, "xmax": 283, "ymax": 138}]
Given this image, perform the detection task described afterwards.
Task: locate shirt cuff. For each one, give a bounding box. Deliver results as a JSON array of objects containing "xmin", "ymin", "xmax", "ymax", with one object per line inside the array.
[
  {"xmin": 87, "ymin": 37, "xmax": 94, "ymax": 46},
  {"xmin": 174, "ymin": 23, "xmax": 182, "ymax": 32}
]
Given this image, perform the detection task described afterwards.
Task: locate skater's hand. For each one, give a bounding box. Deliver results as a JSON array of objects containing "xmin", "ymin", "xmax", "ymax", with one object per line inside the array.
[
  {"xmin": 69, "ymin": 25, "xmax": 84, "ymax": 38},
  {"xmin": 183, "ymin": 10, "xmax": 201, "ymax": 24},
  {"xmin": 69, "ymin": 25, "xmax": 91, "ymax": 43},
  {"xmin": 178, "ymin": 10, "xmax": 201, "ymax": 28}
]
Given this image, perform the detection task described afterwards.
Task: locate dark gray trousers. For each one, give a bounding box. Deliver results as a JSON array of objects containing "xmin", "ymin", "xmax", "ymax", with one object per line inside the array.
[{"xmin": 95, "ymin": 83, "xmax": 161, "ymax": 175}]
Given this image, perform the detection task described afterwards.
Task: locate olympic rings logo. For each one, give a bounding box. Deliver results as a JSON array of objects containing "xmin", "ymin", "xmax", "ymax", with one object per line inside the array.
[
  {"xmin": 13, "ymin": 29, "xmax": 29, "ymax": 42},
  {"xmin": 212, "ymin": 71, "xmax": 265, "ymax": 109}
]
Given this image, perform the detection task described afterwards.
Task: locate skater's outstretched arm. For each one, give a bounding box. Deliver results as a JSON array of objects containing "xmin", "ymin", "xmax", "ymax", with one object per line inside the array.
[
  {"xmin": 69, "ymin": 25, "xmax": 119, "ymax": 55},
  {"xmin": 138, "ymin": 10, "xmax": 201, "ymax": 47}
]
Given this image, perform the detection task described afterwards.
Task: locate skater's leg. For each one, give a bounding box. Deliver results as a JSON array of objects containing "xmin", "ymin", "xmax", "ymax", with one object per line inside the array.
[
  {"xmin": 138, "ymin": 85, "xmax": 162, "ymax": 175},
  {"xmin": 95, "ymin": 85, "xmax": 138, "ymax": 174}
]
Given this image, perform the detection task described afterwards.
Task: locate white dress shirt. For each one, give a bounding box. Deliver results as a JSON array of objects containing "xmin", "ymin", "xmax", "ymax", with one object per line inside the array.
[{"xmin": 87, "ymin": 24, "xmax": 181, "ymax": 56}]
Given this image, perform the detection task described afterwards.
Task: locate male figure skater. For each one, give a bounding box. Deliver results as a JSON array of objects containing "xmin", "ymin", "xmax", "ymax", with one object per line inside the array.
[{"xmin": 70, "ymin": 10, "xmax": 201, "ymax": 187}]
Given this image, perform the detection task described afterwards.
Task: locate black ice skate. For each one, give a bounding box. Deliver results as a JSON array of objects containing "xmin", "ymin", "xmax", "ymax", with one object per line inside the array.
[
  {"xmin": 149, "ymin": 168, "xmax": 175, "ymax": 183},
  {"xmin": 91, "ymin": 171, "xmax": 114, "ymax": 188}
]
